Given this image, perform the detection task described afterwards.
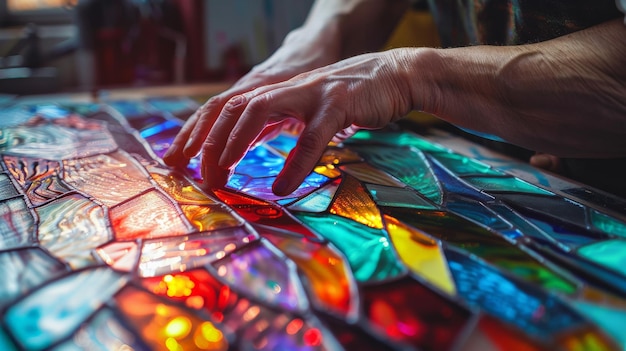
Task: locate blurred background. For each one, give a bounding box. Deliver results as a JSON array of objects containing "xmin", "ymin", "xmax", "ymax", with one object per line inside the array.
[{"xmin": 0, "ymin": 0, "xmax": 439, "ymax": 96}]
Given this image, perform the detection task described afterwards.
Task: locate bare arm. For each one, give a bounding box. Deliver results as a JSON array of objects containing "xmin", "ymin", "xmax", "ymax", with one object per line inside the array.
[{"xmin": 405, "ymin": 18, "xmax": 626, "ymax": 158}]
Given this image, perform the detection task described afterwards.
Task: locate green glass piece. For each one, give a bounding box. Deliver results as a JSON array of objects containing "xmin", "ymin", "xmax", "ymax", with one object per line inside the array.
[
  {"xmin": 351, "ymin": 145, "xmax": 442, "ymax": 204},
  {"xmin": 366, "ymin": 184, "xmax": 437, "ymax": 210},
  {"xmin": 462, "ymin": 176, "xmax": 553, "ymax": 195},
  {"xmin": 572, "ymin": 301, "xmax": 626, "ymax": 350},
  {"xmin": 578, "ymin": 240, "xmax": 626, "ymax": 275},
  {"xmin": 382, "ymin": 207, "xmax": 578, "ymax": 295},
  {"xmin": 295, "ymin": 213, "xmax": 405, "ymax": 282},
  {"xmin": 430, "ymin": 152, "xmax": 502, "ymax": 176},
  {"xmin": 349, "ymin": 130, "xmax": 446, "ymax": 153},
  {"xmin": 591, "ymin": 210, "xmax": 626, "ymax": 239}
]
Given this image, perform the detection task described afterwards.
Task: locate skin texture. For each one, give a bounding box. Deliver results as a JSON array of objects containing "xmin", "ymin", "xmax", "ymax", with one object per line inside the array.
[{"xmin": 164, "ymin": 0, "xmax": 626, "ymax": 196}]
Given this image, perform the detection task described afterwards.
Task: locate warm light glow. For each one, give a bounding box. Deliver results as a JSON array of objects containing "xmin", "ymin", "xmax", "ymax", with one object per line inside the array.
[
  {"xmin": 8, "ymin": 0, "xmax": 77, "ymax": 11},
  {"xmin": 303, "ymin": 328, "xmax": 322, "ymax": 346},
  {"xmin": 286, "ymin": 318, "xmax": 304, "ymax": 335},
  {"xmin": 165, "ymin": 316, "xmax": 192, "ymax": 339},
  {"xmin": 243, "ymin": 305, "xmax": 261, "ymax": 321},
  {"xmin": 200, "ymin": 322, "xmax": 224, "ymax": 342},
  {"xmin": 162, "ymin": 274, "xmax": 195, "ymax": 297}
]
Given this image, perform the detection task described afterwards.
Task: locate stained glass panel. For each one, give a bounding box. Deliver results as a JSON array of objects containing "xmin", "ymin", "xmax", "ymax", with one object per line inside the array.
[{"xmin": 1, "ymin": 96, "xmax": 626, "ymax": 350}]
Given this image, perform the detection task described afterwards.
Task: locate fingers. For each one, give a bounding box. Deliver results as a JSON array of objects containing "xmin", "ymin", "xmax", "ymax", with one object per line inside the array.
[
  {"xmin": 530, "ymin": 153, "xmax": 563, "ymax": 173},
  {"xmin": 162, "ymin": 109, "xmax": 198, "ymax": 167}
]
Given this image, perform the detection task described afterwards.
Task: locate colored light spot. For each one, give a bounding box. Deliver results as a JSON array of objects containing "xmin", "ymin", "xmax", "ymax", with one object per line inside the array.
[
  {"xmin": 243, "ymin": 305, "xmax": 261, "ymax": 321},
  {"xmin": 165, "ymin": 337, "xmax": 183, "ymax": 351},
  {"xmin": 303, "ymin": 328, "xmax": 322, "ymax": 346},
  {"xmin": 286, "ymin": 319, "xmax": 304, "ymax": 335},
  {"xmin": 165, "ymin": 316, "xmax": 192, "ymax": 339}
]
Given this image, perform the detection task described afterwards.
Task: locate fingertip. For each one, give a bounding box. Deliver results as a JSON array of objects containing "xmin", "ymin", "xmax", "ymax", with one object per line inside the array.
[{"xmin": 272, "ymin": 176, "xmax": 292, "ymax": 196}]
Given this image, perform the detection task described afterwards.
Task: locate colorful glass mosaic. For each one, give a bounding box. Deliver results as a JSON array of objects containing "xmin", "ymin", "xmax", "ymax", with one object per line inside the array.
[{"xmin": 1, "ymin": 96, "xmax": 626, "ymax": 351}]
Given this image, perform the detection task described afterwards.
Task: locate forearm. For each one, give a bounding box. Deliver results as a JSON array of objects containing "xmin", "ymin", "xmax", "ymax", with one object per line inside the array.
[
  {"xmin": 299, "ymin": 0, "xmax": 409, "ymax": 58},
  {"xmin": 402, "ymin": 19, "xmax": 626, "ymax": 158}
]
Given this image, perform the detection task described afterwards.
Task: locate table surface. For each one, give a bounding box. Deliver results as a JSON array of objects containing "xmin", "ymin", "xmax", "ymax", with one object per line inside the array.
[{"xmin": 1, "ymin": 86, "xmax": 626, "ymax": 351}]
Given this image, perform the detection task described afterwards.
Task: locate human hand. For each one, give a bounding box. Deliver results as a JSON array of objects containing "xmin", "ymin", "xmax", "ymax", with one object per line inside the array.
[{"xmin": 171, "ymin": 49, "xmax": 413, "ymax": 196}]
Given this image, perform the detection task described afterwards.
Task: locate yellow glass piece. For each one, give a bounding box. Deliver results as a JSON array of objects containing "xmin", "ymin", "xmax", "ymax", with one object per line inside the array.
[
  {"xmin": 314, "ymin": 165, "xmax": 342, "ymax": 179},
  {"xmin": 151, "ymin": 168, "xmax": 218, "ymax": 205},
  {"xmin": 181, "ymin": 205, "xmax": 242, "ymax": 231},
  {"xmin": 263, "ymin": 232, "xmax": 357, "ymax": 320},
  {"xmin": 116, "ymin": 286, "xmax": 228, "ymax": 351},
  {"xmin": 385, "ymin": 215, "xmax": 456, "ymax": 295},
  {"xmin": 557, "ymin": 327, "xmax": 618, "ymax": 351},
  {"xmin": 329, "ymin": 175, "xmax": 383, "ymax": 229},
  {"xmin": 319, "ymin": 148, "xmax": 362, "ymax": 165},
  {"xmin": 159, "ymin": 274, "xmax": 196, "ymax": 298},
  {"xmin": 340, "ymin": 163, "xmax": 405, "ymax": 188}
]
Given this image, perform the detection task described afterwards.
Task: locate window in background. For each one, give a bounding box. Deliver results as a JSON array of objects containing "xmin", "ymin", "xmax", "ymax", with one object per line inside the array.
[{"xmin": 7, "ymin": 0, "xmax": 77, "ymax": 12}]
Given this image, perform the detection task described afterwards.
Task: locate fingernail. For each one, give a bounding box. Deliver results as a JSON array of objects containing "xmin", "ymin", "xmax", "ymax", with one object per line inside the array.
[
  {"xmin": 229, "ymin": 95, "xmax": 245, "ymax": 107},
  {"xmin": 183, "ymin": 137, "xmax": 194, "ymax": 152}
]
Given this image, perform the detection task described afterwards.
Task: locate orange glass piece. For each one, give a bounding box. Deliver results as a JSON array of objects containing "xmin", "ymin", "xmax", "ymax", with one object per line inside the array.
[
  {"xmin": 319, "ymin": 147, "xmax": 362, "ymax": 165},
  {"xmin": 557, "ymin": 326, "xmax": 619, "ymax": 351},
  {"xmin": 63, "ymin": 151, "xmax": 153, "ymax": 207},
  {"xmin": 330, "ymin": 175, "xmax": 383, "ymax": 229},
  {"xmin": 313, "ymin": 165, "xmax": 342, "ymax": 179},
  {"xmin": 150, "ymin": 167, "xmax": 219, "ymax": 205},
  {"xmin": 115, "ymin": 286, "xmax": 229, "ymax": 351},
  {"xmin": 181, "ymin": 205, "xmax": 242, "ymax": 231},
  {"xmin": 339, "ymin": 163, "xmax": 405, "ymax": 188},
  {"xmin": 110, "ymin": 190, "xmax": 191, "ymax": 240},
  {"xmin": 212, "ymin": 189, "xmax": 268, "ymax": 206},
  {"xmin": 261, "ymin": 228, "xmax": 358, "ymax": 320},
  {"xmin": 384, "ymin": 215, "xmax": 456, "ymax": 295},
  {"xmin": 468, "ymin": 316, "xmax": 543, "ymax": 351}
]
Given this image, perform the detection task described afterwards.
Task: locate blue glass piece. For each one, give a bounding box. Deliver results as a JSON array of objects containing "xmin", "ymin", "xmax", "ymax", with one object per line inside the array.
[
  {"xmin": 31, "ymin": 104, "xmax": 72, "ymax": 119},
  {"xmin": 488, "ymin": 204, "xmax": 558, "ymax": 245},
  {"xmin": 446, "ymin": 197, "xmax": 511, "ymax": 231},
  {"xmin": 445, "ymin": 248, "xmax": 585, "ymax": 340},
  {"xmin": 107, "ymin": 100, "xmax": 147, "ymax": 118},
  {"xmin": 501, "ymin": 229, "xmax": 525, "ymax": 240},
  {"xmin": 226, "ymin": 173, "xmax": 251, "ymax": 191},
  {"xmin": 235, "ymin": 145, "xmax": 285, "ymax": 178},
  {"xmin": 0, "ymin": 248, "xmax": 67, "ymax": 308},
  {"xmin": 241, "ymin": 176, "xmax": 319, "ymax": 202},
  {"xmin": 427, "ymin": 156, "xmax": 494, "ymax": 202},
  {"xmin": 303, "ymin": 171, "xmax": 330, "ymax": 188},
  {"xmin": 139, "ymin": 120, "xmax": 181, "ymax": 138},
  {"xmin": 351, "ymin": 145, "xmax": 442, "ymax": 204},
  {"xmin": 0, "ymin": 197, "xmax": 35, "ymax": 250},
  {"xmin": 528, "ymin": 217, "xmax": 600, "ymax": 248},
  {"xmin": 4, "ymin": 267, "xmax": 127, "ymax": 351},
  {"xmin": 146, "ymin": 97, "xmax": 198, "ymax": 115},
  {"xmin": 0, "ymin": 106, "xmax": 33, "ymax": 128},
  {"xmin": 458, "ymin": 127, "xmax": 506, "ymax": 142},
  {"xmin": 266, "ymin": 133, "xmax": 298, "ymax": 155}
]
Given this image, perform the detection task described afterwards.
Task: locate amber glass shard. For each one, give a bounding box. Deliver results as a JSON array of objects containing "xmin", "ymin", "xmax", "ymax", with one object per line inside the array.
[
  {"xmin": 115, "ymin": 285, "xmax": 229, "ymax": 351},
  {"xmin": 213, "ymin": 241, "xmax": 309, "ymax": 313},
  {"xmin": 96, "ymin": 241, "xmax": 140, "ymax": 272},
  {"xmin": 319, "ymin": 147, "xmax": 362, "ymax": 165},
  {"xmin": 139, "ymin": 227, "xmax": 258, "ymax": 277},
  {"xmin": 0, "ymin": 248, "xmax": 67, "ymax": 308},
  {"xmin": 289, "ymin": 178, "xmax": 340, "ymax": 213},
  {"xmin": 366, "ymin": 183, "xmax": 437, "ymax": 210},
  {"xmin": 0, "ymin": 197, "xmax": 35, "ymax": 250},
  {"xmin": 339, "ymin": 162, "xmax": 405, "ymax": 187},
  {"xmin": 462, "ymin": 176, "xmax": 553, "ymax": 195},
  {"xmin": 1, "ymin": 116, "xmax": 117, "ymax": 159},
  {"xmin": 295, "ymin": 213, "xmax": 405, "ymax": 282},
  {"xmin": 214, "ymin": 189, "xmax": 321, "ymax": 240},
  {"xmin": 181, "ymin": 204, "xmax": 243, "ymax": 231},
  {"xmin": 35, "ymin": 194, "xmax": 110, "ymax": 268},
  {"xmin": 347, "ymin": 130, "xmax": 447, "ymax": 153},
  {"xmin": 578, "ymin": 239, "xmax": 626, "ymax": 276},
  {"xmin": 110, "ymin": 189, "xmax": 191, "ymax": 240},
  {"xmin": 557, "ymin": 325, "xmax": 620, "ymax": 351},
  {"xmin": 52, "ymin": 308, "xmax": 148, "ymax": 350},
  {"xmin": 383, "ymin": 208, "xmax": 578, "ymax": 295},
  {"xmin": 313, "ymin": 164, "xmax": 342, "ymax": 178},
  {"xmin": 429, "ymin": 152, "xmax": 503, "ymax": 176},
  {"xmin": 260, "ymin": 227, "xmax": 358, "ymax": 320},
  {"xmin": 385, "ymin": 215, "xmax": 456, "ymax": 295},
  {"xmin": 330, "ymin": 175, "xmax": 383, "ymax": 229},
  {"xmin": 63, "ymin": 151, "xmax": 153, "ymax": 207},
  {"xmin": 0, "ymin": 173, "xmax": 19, "ymax": 200},
  {"xmin": 351, "ymin": 145, "xmax": 442, "ymax": 203},
  {"xmin": 4, "ymin": 267, "xmax": 127, "ymax": 351},
  {"xmin": 362, "ymin": 276, "xmax": 471, "ymax": 351},
  {"xmin": 445, "ymin": 248, "xmax": 585, "ymax": 341},
  {"xmin": 150, "ymin": 167, "xmax": 219, "ymax": 205}
]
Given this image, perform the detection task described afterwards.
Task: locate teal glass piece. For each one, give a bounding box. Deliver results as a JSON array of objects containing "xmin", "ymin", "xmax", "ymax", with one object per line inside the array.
[
  {"xmin": 429, "ymin": 152, "xmax": 502, "ymax": 176},
  {"xmin": 446, "ymin": 198, "xmax": 512, "ymax": 231},
  {"xmin": 578, "ymin": 240, "xmax": 626, "ymax": 275},
  {"xmin": 572, "ymin": 301, "xmax": 626, "ymax": 350},
  {"xmin": 0, "ymin": 173, "xmax": 18, "ymax": 200},
  {"xmin": 591, "ymin": 210, "xmax": 626, "ymax": 239},
  {"xmin": 348, "ymin": 130, "xmax": 446, "ymax": 153},
  {"xmin": 0, "ymin": 248, "xmax": 67, "ymax": 308},
  {"xmin": 366, "ymin": 184, "xmax": 437, "ymax": 210},
  {"xmin": 488, "ymin": 203, "xmax": 557, "ymax": 244},
  {"xmin": 4, "ymin": 267, "xmax": 127, "ymax": 351},
  {"xmin": 528, "ymin": 218, "xmax": 598, "ymax": 248},
  {"xmin": 266, "ymin": 132, "xmax": 298, "ymax": 155},
  {"xmin": 0, "ymin": 328, "xmax": 17, "ymax": 351},
  {"xmin": 212, "ymin": 240, "xmax": 308, "ymax": 312},
  {"xmin": 295, "ymin": 213, "xmax": 406, "ymax": 282},
  {"xmin": 351, "ymin": 145, "xmax": 442, "ymax": 204},
  {"xmin": 146, "ymin": 97, "xmax": 197, "ymax": 115},
  {"xmin": 288, "ymin": 180, "xmax": 339, "ymax": 212},
  {"xmin": 0, "ymin": 197, "xmax": 35, "ymax": 250},
  {"xmin": 462, "ymin": 176, "xmax": 553, "ymax": 195}
]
